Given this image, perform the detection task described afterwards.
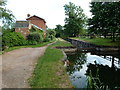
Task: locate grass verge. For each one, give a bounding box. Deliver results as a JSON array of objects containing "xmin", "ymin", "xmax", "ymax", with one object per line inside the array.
[
  {"xmin": 1, "ymin": 40, "xmax": 55, "ymax": 54},
  {"xmin": 29, "ymin": 39, "xmax": 73, "ymax": 88},
  {"xmin": 72, "ymin": 37, "xmax": 120, "ymax": 46}
]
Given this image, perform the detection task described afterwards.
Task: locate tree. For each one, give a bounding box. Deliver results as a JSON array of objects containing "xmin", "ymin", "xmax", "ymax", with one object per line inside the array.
[
  {"xmin": 47, "ymin": 29, "xmax": 56, "ymax": 36},
  {"xmin": 88, "ymin": 2, "xmax": 120, "ymax": 41},
  {"xmin": 45, "ymin": 29, "xmax": 56, "ymax": 40},
  {"xmin": 55, "ymin": 24, "xmax": 63, "ymax": 37},
  {"xmin": 64, "ymin": 2, "xmax": 87, "ymax": 37},
  {"xmin": 0, "ymin": 0, "xmax": 15, "ymax": 29}
]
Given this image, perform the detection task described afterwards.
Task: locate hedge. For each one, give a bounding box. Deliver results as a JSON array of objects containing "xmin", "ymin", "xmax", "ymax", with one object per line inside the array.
[{"xmin": 2, "ymin": 32, "xmax": 26, "ymax": 49}]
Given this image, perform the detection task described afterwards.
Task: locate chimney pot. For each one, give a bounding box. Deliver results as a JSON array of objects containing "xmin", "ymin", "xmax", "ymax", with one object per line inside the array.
[{"xmin": 27, "ymin": 14, "xmax": 30, "ymax": 17}]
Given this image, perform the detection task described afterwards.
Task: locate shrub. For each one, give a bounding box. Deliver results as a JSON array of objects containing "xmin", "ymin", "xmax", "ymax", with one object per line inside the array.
[
  {"xmin": 29, "ymin": 27, "xmax": 44, "ymax": 39},
  {"xmin": 29, "ymin": 27, "xmax": 36, "ymax": 32},
  {"xmin": 2, "ymin": 32, "xmax": 26, "ymax": 49},
  {"xmin": 43, "ymin": 29, "xmax": 56, "ymax": 42},
  {"xmin": 27, "ymin": 32, "xmax": 43, "ymax": 43},
  {"xmin": 47, "ymin": 29, "xmax": 56, "ymax": 36},
  {"xmin": 48, "ymin": 35, "xmax": 55, "ymax": 40},
  {"xmin": 60, "ymin": 34, "xmax": 68, "ymax": 39},
  {"xmin": 36, "ymin": 30, "xmax": 44, "ymax": 39},
  {"xmin": 27, "ymin": 40, "xmax": 38, "ymax": 45},
  {"xmin": 43, "ymin": 37, "xmax": 51, "ymax": 42}
]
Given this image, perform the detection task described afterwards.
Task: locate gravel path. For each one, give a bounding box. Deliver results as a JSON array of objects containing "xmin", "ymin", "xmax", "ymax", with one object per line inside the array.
[{"xmin": 1, "ymin": 46, "xmax": 48, "ymax": 88}]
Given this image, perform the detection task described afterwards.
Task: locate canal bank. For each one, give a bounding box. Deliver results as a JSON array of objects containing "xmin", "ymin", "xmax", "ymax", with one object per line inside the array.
[{"xmin": 66, "ymin": 38, "xmax": 120, "ymax": 52}]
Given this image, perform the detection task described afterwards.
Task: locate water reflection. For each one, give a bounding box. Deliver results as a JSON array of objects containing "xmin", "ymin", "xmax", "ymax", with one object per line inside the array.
[
  {"xmin": 66, "ymin": 52, "xmax": 87, "ymax": 88},
  {"xmin": 66, "ymin": 51, "xmax": 120, "ymax": 89},
  {"xmin": 67, "ymin": 52, "xmax": 86, "ymax": 75},
  {"xmin": 86, "ymin": 63, "xmax": 120, "ymax": 89}
]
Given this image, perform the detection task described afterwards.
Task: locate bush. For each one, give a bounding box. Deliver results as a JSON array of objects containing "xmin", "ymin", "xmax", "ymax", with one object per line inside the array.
[
  {"xmin": 48, "ymin": 35, "xmax": 55, "ymax": 40},
  {"xmin": 29, "ymin": 27, "xmax": 44, "ymax": 39},
  {"xmin": 2, "ymin": 32, "xmax": 26, "ymax": 49},
  {"xmin": 60, "ymin": 34, "xmax": 68, "ymax": 39},
  {"xmin": 43, "ymin": 29, "xmax": 56, "ymax": 42},
  {"xmin": 29, "ymin": 27, "xmax": 36, "ymax": 32},
  {"xmin": 27, "ymin": 40, "xmax": 38, "ymax": 45},
  {"xmin": 43, "ymin": 32, "xmax": 55, "ymax": 42},
  {"xmin": 27, "ymin": 32, "xmax": 43, "ymax": 43},
  {"xmin": 43, "ymin": 37, "xmax": 51, "ymax": 42},
  {"xmin": 47, "ymin": 29, "xmax": 56, "ymax": 36}
]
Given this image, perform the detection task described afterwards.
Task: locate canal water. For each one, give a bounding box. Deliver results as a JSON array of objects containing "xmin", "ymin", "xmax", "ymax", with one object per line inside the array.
[{"xmin": 65, "ymin": 51, "xmax": 120, "ymax": 89}]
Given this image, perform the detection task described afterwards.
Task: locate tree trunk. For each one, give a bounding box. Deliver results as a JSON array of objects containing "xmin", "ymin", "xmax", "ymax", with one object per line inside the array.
[
  {"xmin": 104, "ymin": 34, "xmax": 106, "ymax": 38},
  {"xmin": 111, "ymin": 56, "xmax": 115, "ymax": 69},
  {"xmin": 112, "ymin": 31, "xmax": 115, "ymax": 42}
]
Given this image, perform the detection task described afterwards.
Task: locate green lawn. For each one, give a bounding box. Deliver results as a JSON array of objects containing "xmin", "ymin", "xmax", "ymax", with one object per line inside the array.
[
  {"xmin": 29, "ymin": 39, "xmax": 73, "ymax": 88},
  {"xmin": 72, "ymin": 37, "xmax": 120, "ymax": 46}
]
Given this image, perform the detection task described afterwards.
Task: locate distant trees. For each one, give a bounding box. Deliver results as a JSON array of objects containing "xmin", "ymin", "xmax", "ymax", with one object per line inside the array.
[
  {"xmin": 0, "ymin": 0, "xmax": 15, "ymax": 29},
  {"xmin": 64, "ymin": 2, "xmax": 87, "ymax": 37},
  {"xmin": 88, "ymin": 2, "xmax": 120, "ymax": 41},
  {"xmin": 55, "ymin": 24, "xmax": 63, "ymax": 37}
]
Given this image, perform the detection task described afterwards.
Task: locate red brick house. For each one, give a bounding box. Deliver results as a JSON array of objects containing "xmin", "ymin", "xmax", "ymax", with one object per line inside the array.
[
  {"xmin": 26, "ymin": 15, "xmax": 46, "ymax": 30},
  {"xmin": 15, "ymin": 15, "xmax": 46, "ymax": 38}
]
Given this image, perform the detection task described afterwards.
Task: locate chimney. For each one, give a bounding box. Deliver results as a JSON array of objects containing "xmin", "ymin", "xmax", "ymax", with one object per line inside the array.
[{"xmin": 27, "ymin": 14, "xmax": 30, "ymax": 17}]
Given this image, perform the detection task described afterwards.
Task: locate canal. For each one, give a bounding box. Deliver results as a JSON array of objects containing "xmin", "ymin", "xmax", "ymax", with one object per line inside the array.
[{"xmin": 65, "ymin": 50, "xmax": 120, "ymax": 89}]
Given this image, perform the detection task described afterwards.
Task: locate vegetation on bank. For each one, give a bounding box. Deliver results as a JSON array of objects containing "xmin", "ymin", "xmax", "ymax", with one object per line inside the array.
[
  {"xmin": 72, "ymin": 37, "xmax": 120, "ymax": 46},
  {"xmin": 1, "ymin": 28, "xmax": 56, "ymax": 51},
  {"xmin": 2, "ymin": 40, "xmax": 55, "ymax": 54},
  {"xmin": 29, "ymin": 39, "xmax": 73, "ymax": 88}
]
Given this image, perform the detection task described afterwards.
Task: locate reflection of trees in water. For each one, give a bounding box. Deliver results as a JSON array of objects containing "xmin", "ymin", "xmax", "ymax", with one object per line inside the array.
[
  {"xmin": 66, "ymin": 52, "xmax": 87, "ymax": 75},
  {"xmin": 91, "ymin": 51, "xmax": 120, "ymax": 68},
  {"xmin": 86, "ymin": 63, "xmax": 120, "ymax": 89},
  {"xmin": 66, "ymin": 51, "xmax": 120, "ymax": 89}
]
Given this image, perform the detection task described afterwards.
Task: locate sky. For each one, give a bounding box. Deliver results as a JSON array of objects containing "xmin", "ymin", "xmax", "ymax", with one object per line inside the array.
[{"xmin": 6, "ymin": 0, "xmax": 92, "ymax": 29}]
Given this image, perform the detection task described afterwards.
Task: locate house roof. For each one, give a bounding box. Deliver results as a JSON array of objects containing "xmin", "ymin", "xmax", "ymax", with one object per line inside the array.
[
  {"xmin": 31, "ymin": 24, "xmax": 43, "ymax": 31},
  {"xmin": 15, "ymin": 21, "xmax": 29, "ymax": 28},
  {"xmin": 26, "ymin": 15, "xmax": 46, "ymax": 23},
  {"xmin": 15, "ymin": 20, "xmax": 43, "ymax": 31}
]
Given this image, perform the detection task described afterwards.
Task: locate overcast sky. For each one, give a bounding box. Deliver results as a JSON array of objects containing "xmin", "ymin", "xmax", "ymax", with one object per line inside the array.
[{"xmin": 6, "ymin": 0, "xmax": 92, "ymax": 28}]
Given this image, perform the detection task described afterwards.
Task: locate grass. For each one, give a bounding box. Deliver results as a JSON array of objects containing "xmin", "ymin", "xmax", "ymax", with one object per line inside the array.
[
  {"xmin": 72, "ymin": 37, "xmax": 120, "ymax": 46},
  {"xmin": 29, "ymin": 39, "xmax": 73, "ymax": 88},
  {"xmin": 1, "ymin": 40, "xmax": 55, "ymax": 54}
]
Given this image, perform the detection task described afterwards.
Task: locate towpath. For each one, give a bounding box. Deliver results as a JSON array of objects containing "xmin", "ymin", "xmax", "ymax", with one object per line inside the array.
[{"xmin": 1, "ymin": 45, "xmax": 48, "ymax": 88}]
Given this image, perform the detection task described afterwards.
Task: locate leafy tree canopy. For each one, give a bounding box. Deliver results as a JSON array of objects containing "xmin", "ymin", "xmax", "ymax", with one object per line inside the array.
[
  {"xmin": 0, "ymin": 0, "xmax": 15, "ymax": 29},
  {"xmin": 55, "ymin": 24, "xmax": 63, "ymax": 37},
  {"xmin": 64, "ymin": 2, "xmax": 87, "ymax": 37},
  {"xmin": 88, "ymin": 2, "xmax": 120, "ymax": 41}
]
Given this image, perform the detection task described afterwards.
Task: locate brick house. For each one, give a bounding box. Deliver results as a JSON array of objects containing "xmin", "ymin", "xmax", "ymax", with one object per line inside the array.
[{"xmin": 15, "ymin": 15, "xmax": 46, "ymax": 38}]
